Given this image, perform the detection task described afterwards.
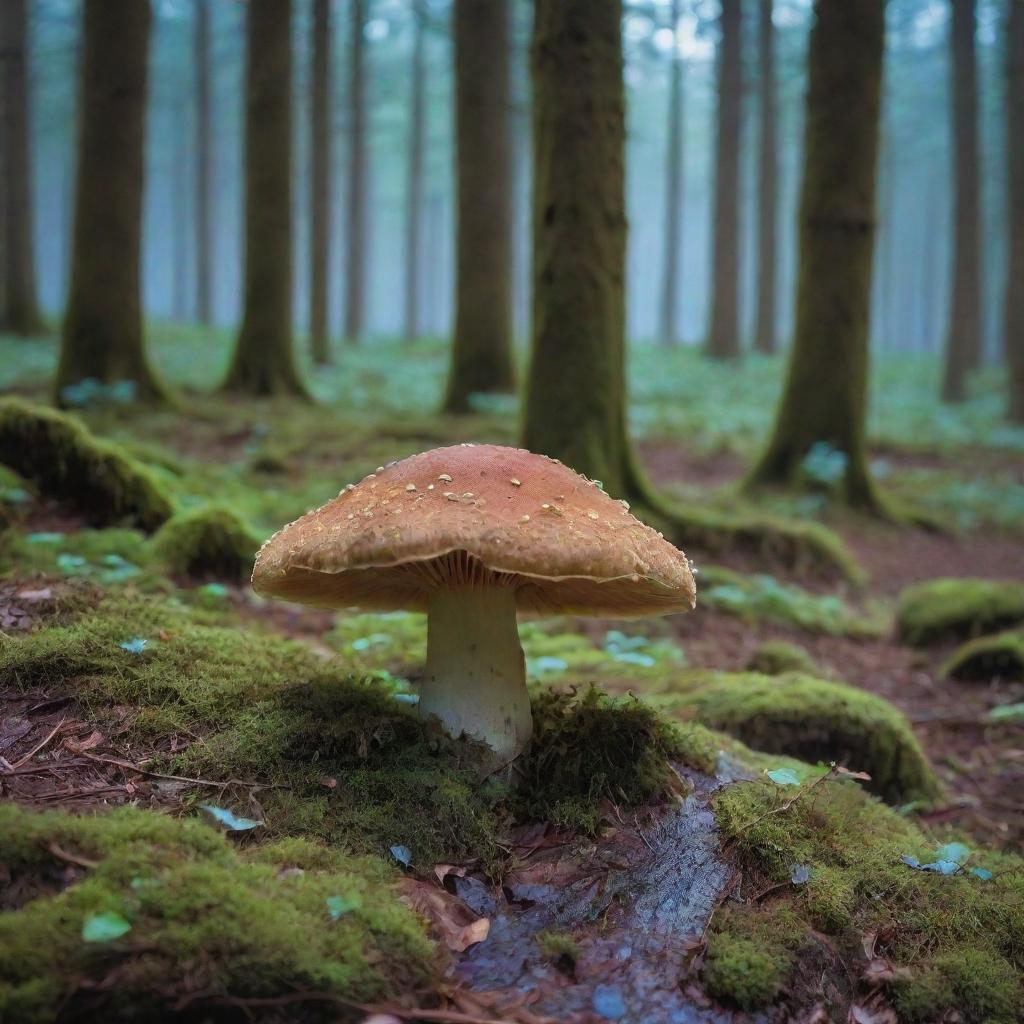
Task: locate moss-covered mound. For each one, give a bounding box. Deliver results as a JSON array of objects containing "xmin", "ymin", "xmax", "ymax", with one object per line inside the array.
[
  {"xmin": 152, "ymin": 504, "xmax": 263, "ymax": 582},
  {"xmin": 896, "ymin": 577, "xmax": 1024, "ymax": 647},
  {"xmin": 0, "ymin": 805, "xmax": 436, "ymax": 1023},
  {"xmin": 710, "ymin": 770, "xmax": 1023, "ymax": 1022},
  {"xmin": 676, "ymin": 673, "xmax": 939, "ymax": 805},
  {"xmin": 745, "ymin": 640, "xmax": 820, "ymax": 676},
  {"xmin": 0, "ymin": 398, "xmax": 173, "ymax": 531},
  {"xmin": 941, "ymin": 631, "xmax": 1024, "ymax": 683}
]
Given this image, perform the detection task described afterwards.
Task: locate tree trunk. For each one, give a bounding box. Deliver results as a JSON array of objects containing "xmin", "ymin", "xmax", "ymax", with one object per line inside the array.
[
  {"xmin": 194, "ymin": 0, "xmax": 213, "ymax": 325},
  {"xmin": 173, "ymin": 107, "xmax": 189, "ymax": 320},
  {"xmin": 343, "ymin": 0, "xmax": 367, "ymax": 344},
  {"xmin": 404, "ymin": 0, "xmax": 426, "ymax": 342},
  {"xmin": 443, "ymin": 0, "xmax": 516, "ymax": 414},
  {"xmin": 753, "ymin": 0, "xmax": 778, "ymax": 354},
  {"xmin": 706, "ymin": 0, "xmax": 742, "ymax": 360},
  {"xmin": 57, "ymin": 0, "xmax": 164, "ymax": 404},
  {"xmin": 1006, "ymin": 0, "xmax": 1024, "ymax": 422},
  {"xmin": 746, "ymin": 0, "xmax": 886, "ymax": 511},
  {"xmin": 941, "ymin": 0, "xmax": 982, "ymax": 401},
  {"xmin": 1, "ymin": 0, "xmax": 43, "ymax": 334},
  {"xmin": 522, "ymin": 0, "xmax": 640, "ymax": 496},
  {"xmin": 657, "ymin": 0, "xmax": 684, "ymax": 348},
  {"xmin": 309, "ymin": 0, "xmax": 331, "ymax": 363},
  {"xmin": 221, "ymin": 0, "xmax": 307, "ymax": 397}
]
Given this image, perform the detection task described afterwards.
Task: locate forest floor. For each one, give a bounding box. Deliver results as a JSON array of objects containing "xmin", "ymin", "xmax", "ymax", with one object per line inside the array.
[{"xmin": 1, "ymin": 325, "xmax": 1023, "ymax": 1023}]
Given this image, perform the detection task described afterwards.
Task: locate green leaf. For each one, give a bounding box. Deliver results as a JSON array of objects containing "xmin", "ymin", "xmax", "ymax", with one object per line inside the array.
[
  {"xmin": 82, "ymin": 912, "xmax": 131, "ymax": 943},
  {"xmin": 766, "ymin": 767, "xmax": 802, "ymax": 787}
]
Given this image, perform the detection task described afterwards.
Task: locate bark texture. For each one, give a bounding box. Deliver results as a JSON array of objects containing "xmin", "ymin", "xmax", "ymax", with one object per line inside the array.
[
  {"xmin": 657, "ymin": 0, "xmax": 684, "ymax": 347},
  {"xmin": 309, "ymin": 0, "xmax": 331, "ymax": 363},
  {"xmin": 754, "ymin": 0, "xmax": 778, "ymax": 354},
  {"xmin": 221, "ymin": 0, "xmax": 307, "ymax": 397},
  {"xmin": 57, "ymin": 0, "xmax": 164, "ymax": 403},
  {"xmin": 1, "ymin": 0, "xmax": 43, "ymax": 334},
  {"xmin": 941, "ymin": 0, "xmax": 982, "ymax": 401},
  {"xmin": 343, "ymin": 0, "xmax": 367, "ymax": 344},
  {"xmin": 706, "ymin": 0, "xmax": 742, "ymax": 360},
  {"xmin": 1006, "ymin": 0, "xmax": 1024, "ymax": 422},
  {"xmin": 443, "ymin": 0, "xmax": 515, "ymax": 414},
  {"xmin": 194, "ymin": 0, "xmax": 213, "ymax": 324},
  {"xmin": 746, "ymin": 0, "xmax": 885, "ymax": 511},
  {"xmin": 404, "ymin": 0, "xmax": 426, "ymax": 342},
  {"xmin": 522, "ymin": 0, "xmax": 639, "ymax": 497}
]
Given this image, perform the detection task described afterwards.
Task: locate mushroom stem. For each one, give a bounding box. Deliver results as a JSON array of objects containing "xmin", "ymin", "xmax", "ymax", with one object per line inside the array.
[{"xmin": 419, "ymin": 585, "xmax": 532, "ymax": 761}]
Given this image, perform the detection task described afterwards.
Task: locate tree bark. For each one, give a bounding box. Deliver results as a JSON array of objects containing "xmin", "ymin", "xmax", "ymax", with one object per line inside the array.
[
  {"xmin": 221, "ymin": 0, "xmax": 307, "ymax": 397},
  {"xmin": 404, "ymin": 0, "xmax": 426, "ymax": 342},
  {"xmin": 309, "ymin": 0, "xmax": 331, "ymax": 363},
  {"xmin": 657, "ymin": 0, "xmax": 684, "ymax": 347},
  {"xmin": 194, "ymin": 0, "xmax": 213, "ymax": 325},
  {"xmin": 1, "ymin": 0, "xmax": 43, "ymax": 334},
  {"xmin": 706, "ymin": 0, "xmax": 742, "ymax": 360},
  {"xmin": 522, "ymin": 0, "xmax": 641, "ymax": 496},
  {"xmin": 941, "ymin": 0, "xmax": 982, "ymax": 401},
  {"xmin": 1006, "ymin": 0, "xmax": 1024, "ymax": 422},
  {"xmin": 57, "ymin": 0, "xmax": 164, "ymax": 404},
  {"xmin": 343, "ymin": 0, "xmax": 367, "ymax": 344},
  {"xmin": 753, "ymin": 0, "xmax": 778, "ymax": 354},
  {"xmin": 443, "ymin": 0, "xmax": 516, "ymax": 414},
  {"xmin": 746, "ymin": 0, "xmax": 886, "ymax": 511}
]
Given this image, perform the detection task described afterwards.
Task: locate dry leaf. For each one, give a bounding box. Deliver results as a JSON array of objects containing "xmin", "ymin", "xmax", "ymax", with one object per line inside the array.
[
  {"xmin": 64, "ymin": 730, "xmax": 105, "ymax": 754},
  {"xmin": 398, "ymin": 878, "xmax": 490, "ymax": 952}
]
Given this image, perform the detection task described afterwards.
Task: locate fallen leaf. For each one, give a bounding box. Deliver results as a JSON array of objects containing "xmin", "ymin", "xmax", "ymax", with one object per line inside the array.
[
  {"xmin": 848, "ymin": 1004, "xmax": 897, "ymax": 1024},
  {"xmin": 834, "ymin": 765, "xmax": 872, "ymax": 781},
  {"xmin": 766, "ymin": 767, "xmax": 802, "ymax": 786},
  {"xmin": 119, "ymin": 637, "xmax": 149, "ymax": 655},
  {"xmin": 199, "ymin": 804, "xmax": 263, "ymax": 832},
  {"xmin": 82, "ymin": 911, "xmax": 132, "ymax": 942},
  {"xmin": 319, "ymin": 776, "xmax": 338, "ymax": 789},
  {"xmin": 390, "ymin": 844, "xmax": 412, "ymax": 867},
  {"xmin": 16, "ymin": 588, "xmax": 52, "ymax": 602},
  {"xmin": 64, "ymin": 730, "xmax": 105, "ymax": 754},
  {"xmin": 862, "ymin": 957, "xmax": 912, "ymax": 985},
  {"xmin": 326, "ymin": 894, "xmax": 361, "ymax": 920},
  {"xmin": 434, "ymin": 863, "xmax": 467, "ymax": 885},
  {"xmin": 398, "ymin": 878, "xmax": 490, "ymax": 952}
]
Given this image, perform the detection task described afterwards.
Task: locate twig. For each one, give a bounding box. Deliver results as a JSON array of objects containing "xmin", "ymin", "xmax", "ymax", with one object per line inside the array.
[
  {"xmin": 728, "ymin": 765, "xmax": 845, "ymax": 839},
  {"xmin": 6, "ymin": 718, "xmax": 67, "ymax": 771},
  {"xmin": 79, "ymin": 752, "xmax": 282, "ymax": 791},
  {"xmin": 47, "ymin": 841, "xmax": 100, "ymax": 870}
]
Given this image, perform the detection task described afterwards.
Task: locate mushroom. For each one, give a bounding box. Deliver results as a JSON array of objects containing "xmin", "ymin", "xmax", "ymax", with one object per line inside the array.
[{"xmin": 251, "ymin": 445, "xmax": 696, "ymax": 763}]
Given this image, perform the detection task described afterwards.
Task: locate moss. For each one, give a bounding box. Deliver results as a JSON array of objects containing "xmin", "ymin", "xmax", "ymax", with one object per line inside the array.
[
  {"xmin": 702, "ymin": 905, "xmax": 799, "ymax": 1009},
  {"xmin": 0, "ymin": 527, "xmax": 157, "ymax": 586},
  {"xmin": 896, "ymin": 577, "xmax": 1024, "ymax": 646},
  {"xmin": 152, "ymin": 504, "xmax": 263, "ymax": 582},
  {"xmin": 892, "ymin": 948, "xmax": 1021, "ymax": 1024},
  {"xmin": 746, "ymin": 640, "xmax": 820, "ymax": 676},
  {"xmin": 941, "ymin": 631, "xmax": 1024, "ymax": 682},
  {"xmin": 535, "ymin": 929, "xmax": 580, "ymax": 971},
  {"xmin": 0, "ymin": 805, "xmax": 436, "ymax": 1023},
  {"xmin": 516, "ymin": 687, "xmax": 718, "ymax": 831},
  {"xmin": 676, "ymin": 672, "xmax": 939, "ymax": 805},
  {"xmin": 710, "ymin": 773, "xmax": 1024, "ymax": 1023},
  {"xmin": 0, "ymin": 398, "xmax": 174, "ymax": 531}
]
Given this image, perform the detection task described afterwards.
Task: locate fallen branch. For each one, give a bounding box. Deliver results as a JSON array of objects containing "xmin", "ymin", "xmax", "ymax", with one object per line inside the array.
[
  {"xmin": 47, "ymin": 841, "xmax": 100, "ymax": 870},
  {"xmin": 6, "ymin": 718, "xmax": 67, "ymax": 771},
  {"xmin": 79, "ymin": 752, "xmax": 282, "ymax": 792}
]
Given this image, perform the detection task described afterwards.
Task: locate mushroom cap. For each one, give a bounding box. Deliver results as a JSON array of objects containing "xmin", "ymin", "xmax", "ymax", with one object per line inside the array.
[{"xmin": 252, "ymin": 444, "xmax": 696, "ymax": 618}]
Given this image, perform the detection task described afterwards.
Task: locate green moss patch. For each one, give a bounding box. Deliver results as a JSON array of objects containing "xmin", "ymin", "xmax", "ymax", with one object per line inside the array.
[
  {"xmin": 896, "ymin": 578, "xmax": 1024, "ymax": 647},
  {"xmin": 152, "ymin": 504, "xmax": 263, "ymax": 582},
  {"xmin": 0, "ymin": 398, "xmax": 174, "ymax": 531},
  {"xmin": 941, "ymin": 631, "xmax": 1024, "ymax": 683},
  {"xmin": 674, "ymin": 672, "xmax": 939, "ymax": 804},
  {"xmin": 0, "ymin": 805, "xmax": 435, "ymax": 1023},
  {"xmin": 745, "ymin": 640, "xmax": 820, "ymax": 676},
  {"xmin": 710, "ymin": 773, "xmax": 1024, "ymax": 1020}
]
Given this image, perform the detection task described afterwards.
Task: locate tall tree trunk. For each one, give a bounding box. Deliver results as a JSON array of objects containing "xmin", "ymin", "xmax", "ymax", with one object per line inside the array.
[
  {"xmin": 343, "ymin": 0, "xmax": 367, "ymax": 344},
  {"xmin": 657, "ymin": 0, "xmax": 684, "ymax": 347},
  {"xmin": 57, "ymin": 0, "xmax": 164, "ymax": 404},
  {"xmin": 309, "ymin": 0, "xmax": 331, "ymax": 363},
  {"xmin": 173, "ymin": 107, "xmax": 189, "ymax": 320},
  {"xmin": 522, "ymin": 0, "xmax": 639, "ymax": 496},
  {"xmin": 753, "ymin": 0, "xmax": 778, "ymax": 354},
  {"xmin": 706, "ymin": 0, "xmax": 742, "ymax": 360},
  {"xmin": 443, "ymin": 0, "xmax": 515, "ymax": 414},
  {"xmin": 221, "ymin": 0, "xmax": 307, "ymax": 397},
  {"xmin": 194, "ymin": 0, "xmax": 213, "ymax": 325},
  {"xmin": 1, "ymin": 0, "xmax": 43, "ymax": 334},
  {"xmin": 941, "ymin": 0, "xmax": 982, "ymax": 401},
  {"xmin": 1006, "ymin": 0, "xmax": 1024, "ymax": 422},
  {"xmin": 746, "ymin": 0, "xmax": 885, "ymax": 511},
  {"xmin": 404, "ymin": 0, "xmax": 426, "ymax": 342}
]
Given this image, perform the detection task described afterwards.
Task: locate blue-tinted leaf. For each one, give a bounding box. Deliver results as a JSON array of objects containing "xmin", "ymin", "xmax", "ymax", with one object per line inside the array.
[
  {"xmin": 526, "ymin": 656, "xmax": 568, "ymax": 676},
  {"xmin": 766, "ymin": 768, "xmax": 802, "ymax": 787},
  {"xmin": 200, "ymin": 804, "xmax": 263, "ymax": 831},
  {"xmin": 988, "ymin": 703, "xmax": 1024, "ymax": 723},
  {"xmin": 611, "ymin": 651, "xmax": 656, "ymax": 667},
  {"xmin": 82, "ymin": 912, "xmax": 131, "ymax": 942},
  {"xmin": 935, "ymin": 842, "xmax": 971, "ymax": 865},
  {"xmin": 391, "ymin": 692, "xmax": 419, "ymax": 705},
  {"xmin": 970, "ymin": 867, "xmax": 993, "ymax": 881},
  {"xmin": 592, "ymin": 984, "xmax": 626, "ymax": 1020},
  {"xmin": 790, "ymin": 864, "xmax": 812, "ymax": 885},
  {"xmin": 119, "ymin": 637, "xmax": 149, "ymax": 654},
  {"xmin": 352, "ymin": 633, "xmax": 392, "ymax": 651},
  {"xmin": 26, "ymin": 531, "xmax": 63, "ymax": 544},
  {"xmin": 326, "ymin": 894, "xmax": 361, "ymax": 920},
  {"xmin": 390, "ymin": 844, "xmax": 412, "ymax": 867},
  {"xmin": 901, "ymin": 854, "xmax": 962, "ymax": 875}
]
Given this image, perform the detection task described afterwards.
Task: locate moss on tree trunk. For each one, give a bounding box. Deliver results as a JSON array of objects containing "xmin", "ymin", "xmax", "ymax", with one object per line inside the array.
[
  {"xmin": 57, "ymin": 0, "xmax": 165, "ymax": 405},
  {"xmin": 746, "ymin": 0, "xmax": 885, "ymax": 512},
  {"xmin": 221, "ymin": 0, "xmax": 308, "ymax": 398},
  {"xmin": 443, "ymin": 0, "xmax": 515, "ymax": 414},
  {"xmin": 1006, "ymin": 0, "xmax": 1024, "ymax": 423},
  {"xmin": 0, "ymin": 0, "xmax": 43, "ymax": 335}
]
